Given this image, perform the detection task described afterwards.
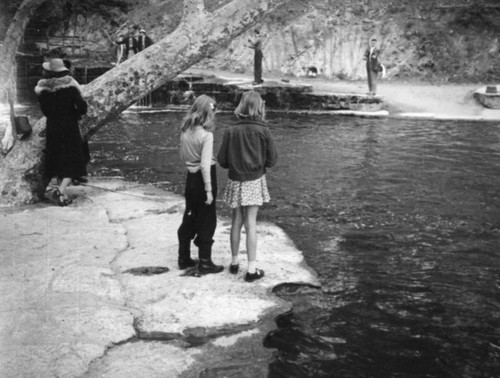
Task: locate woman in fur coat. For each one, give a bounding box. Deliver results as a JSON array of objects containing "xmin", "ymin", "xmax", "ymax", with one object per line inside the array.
[{"xmin": 35, "ymin": 58, "xmax": 88, "ymax": 206}]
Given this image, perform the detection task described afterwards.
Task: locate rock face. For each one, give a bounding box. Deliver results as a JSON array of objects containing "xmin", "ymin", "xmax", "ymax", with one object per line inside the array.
[
  {"xmin": 210, "ymin": 2, "xmax": 373, "ymax": 80},
  {"xmin": 16, "ymin": 0, "xmax": 500, "ymax": 82},
  {"xmin": 205, "ymin": 0, "xmax": 500, "ymax": 82},
  {"xmin": 69, "ymin": 0, "xmax": 499, "ymax": 82},
  {"xmin": 0, "ymin": 179, "xmax": 320, "ymax": 377}
]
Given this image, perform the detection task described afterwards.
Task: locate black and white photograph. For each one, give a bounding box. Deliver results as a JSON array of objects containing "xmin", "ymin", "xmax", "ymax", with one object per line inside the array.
[{"xmin": 1, "ymin": 0, "xmax": 499, "ymax": 377}]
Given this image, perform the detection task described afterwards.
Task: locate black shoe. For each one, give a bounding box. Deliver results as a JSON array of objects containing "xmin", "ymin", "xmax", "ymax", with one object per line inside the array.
[
  {"xmin": 198, "ymin": 260, "xmax": 224, "ymax": 274},
  {"xmin": 52, "ymin": 189, "xmax": 72, "ymax": 207},
  {"xmin": 244, "ymin": 268, "xmax": 265, "ymax": 282},
  {"xmin": 229, "ymin": 264, "xmax": 239, "ymax": 274},
  {"xmin": 178, "ymin": 258, "xmax": 198, "ymax": 270},
  {"xmin": 72, "ymin": 177, "xmax": 88, "ymax": 186}
]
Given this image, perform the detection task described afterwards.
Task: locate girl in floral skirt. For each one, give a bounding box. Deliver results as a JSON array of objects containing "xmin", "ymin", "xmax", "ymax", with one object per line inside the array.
[{"xmin": 217, "ymin": 91, "xmax": 278, "ymax": 282}]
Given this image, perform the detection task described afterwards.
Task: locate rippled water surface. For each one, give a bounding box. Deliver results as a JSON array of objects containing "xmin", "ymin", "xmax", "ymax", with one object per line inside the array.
[{"xmin": 90, "ymin": 111, "xmax": 500, "ymax": 377}]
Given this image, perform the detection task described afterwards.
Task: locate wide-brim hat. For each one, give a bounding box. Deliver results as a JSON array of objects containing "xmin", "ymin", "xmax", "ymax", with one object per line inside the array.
[{"xmin": 42, "ymin": 58, "xmax": 69, "ymax": 72}]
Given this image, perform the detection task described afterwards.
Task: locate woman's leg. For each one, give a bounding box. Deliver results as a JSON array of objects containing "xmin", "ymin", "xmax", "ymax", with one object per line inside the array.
[
  {"xmin": 53, "ymin": 177, "xmax": 72, "ymax": 206},
  {"xmin": 230, "ymin": 207, "xmax": 244, "ymax": 263},
  {"xmin": 59, "ymin": 178, "xmax": 72, "ymax": 199},
  {"xmin": 243, "ymin": 205, "xmax": 259, "ymax": 272}
]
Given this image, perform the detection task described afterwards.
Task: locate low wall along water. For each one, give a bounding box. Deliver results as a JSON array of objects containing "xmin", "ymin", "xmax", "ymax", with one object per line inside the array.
[
  {"xmin": 132, "ymin": 75, "xmax": 383, "ymax": 112},
  {"xmin": 16, "ymin": 56, "xmax": 382, "ymax": 112}
]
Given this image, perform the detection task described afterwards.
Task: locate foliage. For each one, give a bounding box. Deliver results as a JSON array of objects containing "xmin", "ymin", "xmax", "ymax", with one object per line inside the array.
[
  {"xmin": 418, "ymin": 7, "xmax": 500, "ymax": 82},
  {"xmin": 0, "ymin": 0, "xmax": 23, "ymax": 33},
  {"xmin": 451, "ymin": 7, "xmax": 500, "ymax": 32},
  {"xmin": 9, "ymin": 0, "xmax": 130, "ymax": 38}
]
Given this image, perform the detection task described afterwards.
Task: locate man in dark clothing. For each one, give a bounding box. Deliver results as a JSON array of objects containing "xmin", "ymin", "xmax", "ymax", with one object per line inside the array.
[
  {"xmin": 137, "ymin": 29, "xmax": 154, "ymax": 52},
  {"xmin": 115, "ymin": 25, "xmax": 139, "ymax": 62},
  {"xmin": 363, "ymin": 37, "xmax": 382, "ymax": 95},
  {"xmin": 247, "ymin": 29, "xmax": 264, "ymax": 85}
]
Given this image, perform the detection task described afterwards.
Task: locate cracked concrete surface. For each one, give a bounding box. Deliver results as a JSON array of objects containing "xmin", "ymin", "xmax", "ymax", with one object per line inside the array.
[{"xmin": 0, "ymin": 179, "xmax": 319, "ymax": 377}]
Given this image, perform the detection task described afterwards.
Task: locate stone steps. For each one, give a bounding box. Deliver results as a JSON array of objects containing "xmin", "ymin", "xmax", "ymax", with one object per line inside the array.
[{"xmin": 144, "ymin": 74, "xmax": 383, "ymax": 112}]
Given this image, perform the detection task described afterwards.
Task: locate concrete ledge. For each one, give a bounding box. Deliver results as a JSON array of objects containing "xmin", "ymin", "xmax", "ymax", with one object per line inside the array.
[
  {"xmin": 0, "ymin": 179, "xmax": 319, "ymax": 377},
  {"xmin": 393, "ymin": 112, "xmax": 500, "ymax": 122}
]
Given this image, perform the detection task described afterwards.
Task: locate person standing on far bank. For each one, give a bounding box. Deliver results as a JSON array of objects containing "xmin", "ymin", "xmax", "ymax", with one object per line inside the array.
[
  {"xmin": 177, "ymin": 95, "xmax": 224, "ymax": 275},
  {"xmin": 217, "ymin": 91, "xmax": 278, "ymax": 282},
  {"xmin": 248, "ymin": 29, "xmax": 264, "ymax": 85},
  {"xmin": 363, "ymin": 37, "xmax": 382, "ymax": 95}
]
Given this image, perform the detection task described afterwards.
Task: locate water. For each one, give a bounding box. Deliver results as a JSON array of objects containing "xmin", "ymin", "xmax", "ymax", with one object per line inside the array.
[{"xmin": 90, "ymin": 111, "xmax": 500, "ymax": 377}]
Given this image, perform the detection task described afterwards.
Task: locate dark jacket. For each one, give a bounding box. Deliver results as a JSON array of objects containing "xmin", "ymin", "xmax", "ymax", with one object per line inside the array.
[
  {"xmin": 217, "ymin": 120, "xmax": 278, "ymax": 181},
  {"xmin": 117, "ymin": 35, "xmax": 138, "ymax": 56},
  {"xmin": 35, "ymin": 75, "xmax": 88, "ymax": 179},
  {"xmin": 364, "ymin": 47, "xmax": 381, "ymax": 72},
  {"xmin": 137, "ymin": 34, "xmax": 153, "ymax": 51}
]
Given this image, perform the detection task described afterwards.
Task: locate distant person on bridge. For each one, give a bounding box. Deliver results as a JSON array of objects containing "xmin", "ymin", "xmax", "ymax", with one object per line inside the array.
[
  {"xmin": 137, "ymin": 29, "xmax": 154, "ymax": 52},
  {"xmin": 115, "ymin": 25, "xmax": 139, "ymax": 63}
]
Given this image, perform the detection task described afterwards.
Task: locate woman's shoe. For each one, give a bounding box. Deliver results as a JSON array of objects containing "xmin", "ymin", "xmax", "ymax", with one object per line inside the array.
[
  {"xmin": 72, "ymin": 177, "xmax": 88, "ymax": 186},
  {"xmin": 52, "ymin": 188, "xmax": 60, "ymax": 200},
  {"xmin": 229, "ymin": 264, "xmax": 239, "ymax": 274},
  {"xmin": 53, "ymin": 189, "xmax": 71, "ymax": 207},
  {"xmin": 244, "ymin": 268, "xmax": 265, "ymax": 282},
  {"xmin": 57, "ymin": 196, "xmax": 72, "ymax": 207}
]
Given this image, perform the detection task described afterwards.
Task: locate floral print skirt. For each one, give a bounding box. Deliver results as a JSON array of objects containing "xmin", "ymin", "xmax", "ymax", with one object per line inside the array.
[{"xmin": 223, "ymin": 175, "xmax": 270, "ymax": 208}]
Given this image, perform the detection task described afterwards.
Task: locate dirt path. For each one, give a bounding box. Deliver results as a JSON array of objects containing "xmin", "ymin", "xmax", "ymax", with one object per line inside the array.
[{"xmin": 187, "ymin": 67, "xmax": 500, "ymax": 120}]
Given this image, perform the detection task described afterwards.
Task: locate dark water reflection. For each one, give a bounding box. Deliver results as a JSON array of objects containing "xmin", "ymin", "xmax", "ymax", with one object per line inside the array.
[{"xmin": 91, "ymin": 111, "xmax": 500, "ymax": 377}]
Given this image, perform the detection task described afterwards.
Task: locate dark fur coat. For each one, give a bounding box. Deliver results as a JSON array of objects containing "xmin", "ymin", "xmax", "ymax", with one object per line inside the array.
[{"xmin": 35, "ymin": 75, "xmax": 88, "ymax": 179}]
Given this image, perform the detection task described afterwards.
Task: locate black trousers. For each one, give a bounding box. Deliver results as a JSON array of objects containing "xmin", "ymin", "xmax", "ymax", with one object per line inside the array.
[
  {"xmin": 254, "ymin": 50, "xmax": 263, "ymax": 83},
  {"xmin": 366, "ymin": 64, "xmax": 378, "ymax": 94},
  {"xmin": 177, "ymin": 165, "xmax": 217, "ymax": 260}
]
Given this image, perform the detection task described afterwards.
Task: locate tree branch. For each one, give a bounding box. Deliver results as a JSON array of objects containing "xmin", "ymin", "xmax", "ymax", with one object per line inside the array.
[
  {"xmin": 182, "ymin": 0, "xmax": 205, "ymax": 23},
  {"xmin": 81, "ymin": 0, "xmax": 285, "ymax": 138},
  {"xmin": 0, "ymin": 0, "xmax": 286, "ymax": 205},
  {"xmin": 0, "ymin": 0, "xmax": 46, "ymax": 103}
]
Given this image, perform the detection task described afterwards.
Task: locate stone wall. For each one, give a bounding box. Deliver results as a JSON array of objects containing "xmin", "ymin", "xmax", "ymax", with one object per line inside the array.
[{"xmin": 28, "ymin": 0, "xmax": 500, "ymax": 83}]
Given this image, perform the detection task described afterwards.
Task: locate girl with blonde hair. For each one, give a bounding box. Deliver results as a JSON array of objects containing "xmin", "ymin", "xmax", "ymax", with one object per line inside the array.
[
  {"xmin": 177, "ymin": 95, "xmax": 223, "ymax": 274},
  {"xmin": 217, "ymin": 91, "xmax": 278, "ymax": 282}
]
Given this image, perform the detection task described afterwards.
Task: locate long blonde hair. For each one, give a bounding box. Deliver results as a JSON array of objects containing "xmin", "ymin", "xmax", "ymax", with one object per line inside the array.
[
  {"xmin": 234, "ymin": 91, "xmax": 266, "ymax": 121},
  {"xmin": 180, "ymin": 95, "xmax": 216, "ymax": 132}
]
